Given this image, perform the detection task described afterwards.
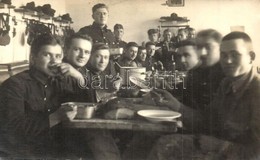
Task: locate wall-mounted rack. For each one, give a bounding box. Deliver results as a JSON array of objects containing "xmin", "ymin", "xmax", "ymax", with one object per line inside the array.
[{"xmin": 0, "ymin": 2, "xmax": 15, "ymax": 9}]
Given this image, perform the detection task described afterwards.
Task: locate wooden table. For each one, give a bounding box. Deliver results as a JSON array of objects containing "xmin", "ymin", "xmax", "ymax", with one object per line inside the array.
[{"xmin": 63, "ymin": 118, "xmax": 178, "ymax": 133}]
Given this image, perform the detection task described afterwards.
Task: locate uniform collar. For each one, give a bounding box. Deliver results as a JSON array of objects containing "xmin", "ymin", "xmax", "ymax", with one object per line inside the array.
[
  {"xmin": 92, "ymin": 22, "xmax": 108, "ymax": 30},
  {"xmin": 189, "ymin": 61, "xmax": 202, "ymax": 74},
  {"xmin": 86, "ymin": 63, "xmax": 102, "ymax": 75},
  {"xmin": 121, "ymin": 57, "xmax": 134, "ymax": 64},
  {"xmin": 29, "ymin": 67, "xmax": 50, "ymax": 85},
  {"xmin": 222, "ymin": 68, "xmax": 254, "ymax": 96}
]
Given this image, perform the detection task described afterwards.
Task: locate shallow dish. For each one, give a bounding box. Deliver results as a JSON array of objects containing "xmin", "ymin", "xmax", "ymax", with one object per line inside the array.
[{"xmin": 137, "ymin": 110, "xmax": 181, "ymax": 123}]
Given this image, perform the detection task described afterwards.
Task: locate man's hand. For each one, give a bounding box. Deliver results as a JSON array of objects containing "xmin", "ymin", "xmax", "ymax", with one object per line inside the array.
[
  {"xmin": 57, "ymin": 63, "xmax": 85, "ymax": 85},
  {"xmin": 151, "ymin": 89, "xmax": 181, "ymax": 111},
  {"xmin": 49, "ymin": 103, "xmax": 78, "ymax": 127},
  {"xmin": 58, "ymin": 63, "xmax": 82, "ymax": 78}
]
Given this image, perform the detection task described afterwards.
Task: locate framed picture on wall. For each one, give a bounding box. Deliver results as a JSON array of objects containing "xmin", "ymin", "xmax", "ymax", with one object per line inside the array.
[{"xmin": 166, "ymin": 0, "xmax": 185, "ymax": 7}]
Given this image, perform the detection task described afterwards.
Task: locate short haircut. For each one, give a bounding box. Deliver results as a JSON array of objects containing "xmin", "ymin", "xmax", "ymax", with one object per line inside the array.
[
  {"xmin": 30, "ymin": 34, "xmax": 62, "ymax": 57},
  {"xmin": 186, "ymin": 27, "xmax": 195, "ymax": 32},
  {"xmin": 176, "ymin": 39, "xmax": 196, "ymax": 48},
  {"xmin": 65, "ymin": 33, "xmax": 93, "ymax": 50},
  {"xmin": 145, "ymin": 41, "xmax": 156, "ymax": 48},
  {"xmin": 222, "ymin": 31, "xmax": 252, "ymax": 42},
  {"xmin": 163, "ymin": 29, "xmax": 171, "ymax": 35},
  {"xmin": 114, "ymin": 24, "xmax": 124, "ymax": 30},
  {"xmin": 147, "ymin": 29, "xmax": 159, "ymax": 35},
  {"xmin": 196, "ymin": 29, "xmax": 222, "ymax": 44},
  {"xmin": 222, "ymin": 31, "xmax": 253, "ymax": 51},
  {"xmin": 91, "ymin": 43, "xmax": 109, "ymax": 54},
  {"xmin": 125, "ymin": 42, "xmax": 138, "ymax": 50},
  {"xmin": 92, "ymin": 3, "xmax": 108, "ymax": 13},
  {"xmin": 138, "ymin": 46, "xmax": 146, "ymax": 52},
  {"xmin": 178, "ymin": 28, "xmax": 187, "ymax": 34}
]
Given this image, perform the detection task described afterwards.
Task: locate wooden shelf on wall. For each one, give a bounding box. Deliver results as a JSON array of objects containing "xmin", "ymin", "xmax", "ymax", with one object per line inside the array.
[
  {"xmin": 160, "ymin": 25, "xmax": 189, "ymax": 28},
  {"xmin": 14, "ymin": 8, "xmax": 36, "ymax": 16},
  {"xmin": 14, "ymin": 8, "xmax": 51, "ymax": 20},
  {"xmin": 0, "ymin": 2, "xmax": 15, "ymax": 9},
  {"xmin": 53, "ymin": 17, "xmax": 73, "ymax": 24},
  {"xmin": 31, "ymin": 13, "xmax": 51, "ymax": 20}
]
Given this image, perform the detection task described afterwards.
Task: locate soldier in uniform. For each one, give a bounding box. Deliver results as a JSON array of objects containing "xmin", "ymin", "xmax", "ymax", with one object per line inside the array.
[
  {"xmin": 145, "ymin": 42, "xmax": 164, "ymax": 71},
  {"xmin": 117, "ymin": 42, "xmax": 139, "ymax": 67},
  {"xmin": 155, "ymin": 29, "xmax": 177, "ymax": 70},
  {"xmin": 113, "ymin": 23, "xmax": 127, "ymax": 48},
  {"xmin": 78, "ymin": 3, "xmax": 115, "ymax": 46},
  {"xmin": 148, "ymin": 31, "xmax": 260, "ymax": 160},
  {"xmin": 142, "ymin": 29, "xmax": 160, "ymax": 47},
  {"xmin": 193, "ymin": 29, "xmax": 225, "ymax": 110},
  {"xmin": 135, "ymin": 46, "xmax": 147, "ymax": 67},
  {"xmin": 78, "ymin": 3, "xmax": 117, "ymax": 77}
]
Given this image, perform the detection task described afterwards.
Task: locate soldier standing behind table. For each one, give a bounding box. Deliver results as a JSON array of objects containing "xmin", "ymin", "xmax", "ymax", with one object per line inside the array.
[
  {"xmin": 78, "ymin": 3, "xmax": 115, "ymax": 46},
  {"xmin": 113, "ymin": 23, "xmax": 127, "ymax": 48},
  {"xmin": 78, "ymin": 3, "xmax": 117, "ymax": 77}
]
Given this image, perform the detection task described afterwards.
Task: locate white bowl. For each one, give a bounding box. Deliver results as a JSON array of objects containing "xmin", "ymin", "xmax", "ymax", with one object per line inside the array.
[{"xmin": 137, "ymin": 110, "xmax": 181, "ymax": 123}]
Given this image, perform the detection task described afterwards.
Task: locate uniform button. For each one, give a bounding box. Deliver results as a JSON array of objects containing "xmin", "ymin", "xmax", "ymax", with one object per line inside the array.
[
  {"xmin": 47, "ymin": 109, "xmax": 51, "ymax": 112},
  {"xmin": 44, "ymin": 85, "xmax": 47, "ymax": 88},
  {"xmin": 44, "ymin": 97, "xmax": 47, "ymax": 101}
]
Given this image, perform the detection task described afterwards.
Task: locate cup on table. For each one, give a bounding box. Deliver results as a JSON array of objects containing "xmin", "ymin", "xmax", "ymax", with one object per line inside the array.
[{"xmin": 75, "ymin": 103, "xmax": 97, "ymax": 119}]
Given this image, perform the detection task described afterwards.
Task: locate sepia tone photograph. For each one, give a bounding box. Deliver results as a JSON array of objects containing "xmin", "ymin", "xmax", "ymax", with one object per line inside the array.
[{"xmin": 0, "ymin": 0, "xmax": 260, "ymax": 159}]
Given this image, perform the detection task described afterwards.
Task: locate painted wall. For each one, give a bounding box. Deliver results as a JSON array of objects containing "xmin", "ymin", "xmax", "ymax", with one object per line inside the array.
[
  {"xmin": 66, "ymin": 0, "xmax": 260, "ymax": 66},
  {"xmin": 1, "ymin": 0, "xmax": 260, "ymax": 67},
  {"xmin": 0, "ymin": 0, "xmax": 66, "ymax": 63}
]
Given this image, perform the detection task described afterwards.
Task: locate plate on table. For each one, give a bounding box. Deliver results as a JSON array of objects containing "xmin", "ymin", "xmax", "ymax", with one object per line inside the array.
[{"xmin": 137, "ymin": 110, "xmax": 181, "ymax": 123}]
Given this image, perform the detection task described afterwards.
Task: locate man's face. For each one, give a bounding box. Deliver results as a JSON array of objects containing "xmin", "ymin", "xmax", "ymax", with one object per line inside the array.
[
  {"xmin": 164, "ymin": 31, "xmax": 172, "ymax": 42},
  {"xmin": 149, "ymin": 33, "xmax": 158, "ymax": 43},
  {"xmin": 66, "ymin": 38, "xmax": 92, "ymax": 68},
  {"xmin": 125, "ymin": 46, "xmax": 138, "ymax": 60},
  {"xmin": 32, "ymin": 44, "xmax": 63, "ymax": 77},
  {"xmin": 220, "ymin": 39, "xmax": 252, "ymax": 77},
  {"xmin": 177, "ymin": 30, "xmax": 188, "ymax": 41},
  {"xmin": 89, "ymin": 49, "xmax": 110, "ymax": 72},
  {"xmin": 177, "ymin": 45, "xmax": 199, "ymax": 71},
  {"xmin": 146, "ymin": 45, "xmax": 156, "ymax": 57},
  {"xmin": 92, "ymin": 7, "xmax": 108, "ymax": 25},
  {"xmin": 197, "ymin": 38, "xmax": 220, "ymax": 68},
  {"xmin": 137, "ymin": 49, "xmax": 147, "ymax": 62},
  {"xmin": 188, "ymin": 30, "xmax": 196, "ymax": 38},
  {"xmin": 114, "ymin": 29, "xmax": 124, "ymax": 40}
]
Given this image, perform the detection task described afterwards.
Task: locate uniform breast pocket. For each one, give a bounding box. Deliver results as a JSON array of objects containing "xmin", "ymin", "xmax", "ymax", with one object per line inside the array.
[{"xmin": 25, "ymin": 97, "xmax": 45, "ymax": 112}]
